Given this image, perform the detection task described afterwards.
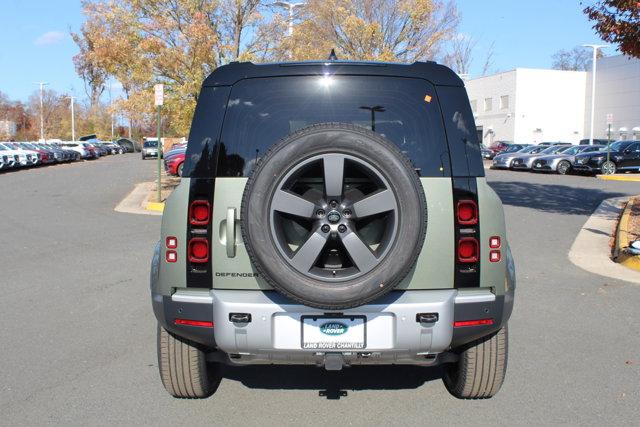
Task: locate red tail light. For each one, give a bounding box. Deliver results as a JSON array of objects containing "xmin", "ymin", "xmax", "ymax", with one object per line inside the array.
[
  {"xmin": 174, "ymin": 319, "xmax": 214, "ymax": 327},
  {"xmin": 189, "ymin": 200, "xmax": 211, "ymax": 226},
  {"xmin": 166, "ymin": 236, "xmax": 177, "ymax": 249},
  {"xmin": 165, "ymin": 250, "xmax": 177, "ymax": 263},
  {"xmin": 188, "ymin": 238, "xmax": 209, "ymax": 263},
  {"xmin": 454, "ymin": 318, "xmax": 494, "ymax": 328},
  {"xmin": 457, "ymin": 200, "xmax": 478, "ymax": 225},
  {"xmin": 458, "ymin": 237, "xmax": 479, "ymax": 263}
]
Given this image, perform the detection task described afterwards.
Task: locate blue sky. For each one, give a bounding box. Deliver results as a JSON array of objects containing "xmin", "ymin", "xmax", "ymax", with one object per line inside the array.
[{"xmin": 0, "ymin": 0, "xmax": 611, "ymax": 103}]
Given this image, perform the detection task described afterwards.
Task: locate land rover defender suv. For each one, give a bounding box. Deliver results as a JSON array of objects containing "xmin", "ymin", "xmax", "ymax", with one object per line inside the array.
[{"xmin": 150, "ymin": 60, "xmax": 515, "ymax": 400}]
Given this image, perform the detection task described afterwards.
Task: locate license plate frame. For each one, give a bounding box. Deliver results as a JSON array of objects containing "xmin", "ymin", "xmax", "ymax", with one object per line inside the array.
[{"xmin": 300, "ymin": 315, "xmax": 366, "ymax": 350}]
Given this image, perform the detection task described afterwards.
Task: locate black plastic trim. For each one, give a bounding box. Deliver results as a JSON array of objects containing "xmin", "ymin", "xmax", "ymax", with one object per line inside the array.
[
  {"xmin": 153, "ymin": 294, "xmax": 216, "ymax": 348},
  {"xmin": 452, "ymin": 177, "xmax": 480, "ymax": 288}
]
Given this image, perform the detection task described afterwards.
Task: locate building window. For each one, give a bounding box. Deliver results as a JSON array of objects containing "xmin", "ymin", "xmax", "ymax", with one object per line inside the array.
[
  {"xmin": 500, "ymin": 95, "xmax": 509, "ymax": 110},
  {"xmin": 484, "ymin": 97, "xmax": 492, "ymax": 111},
  {"xmin": 470, "ymin": 100, "xmax": 477, "ymax": 112}
]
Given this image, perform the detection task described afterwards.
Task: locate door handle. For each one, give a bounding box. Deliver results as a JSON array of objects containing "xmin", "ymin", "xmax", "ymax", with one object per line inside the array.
[{"xmin": 226, "ymin": 207, "xmax": 236, "ymax": 258}]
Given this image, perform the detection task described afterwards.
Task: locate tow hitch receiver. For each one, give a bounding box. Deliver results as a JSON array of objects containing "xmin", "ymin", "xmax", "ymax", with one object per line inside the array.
[{"xmin": 324, "ymin": 353, "xmax": 344, "ymax": 371}]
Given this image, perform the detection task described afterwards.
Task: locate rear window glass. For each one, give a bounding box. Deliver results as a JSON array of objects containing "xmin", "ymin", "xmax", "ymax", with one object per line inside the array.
[
  {"xmin": 144, "ymin": 141, "xmax": 158, "ymax": 148},
  {"xmin": 217, "ymin": 76, "xmax": 450, "ymax": 177}
]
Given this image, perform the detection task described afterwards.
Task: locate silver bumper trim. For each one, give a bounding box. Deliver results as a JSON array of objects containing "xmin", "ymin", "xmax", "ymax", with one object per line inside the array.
[{"xmin": 172, "ymin": 290, "xmax": 214, "ymax": 304}]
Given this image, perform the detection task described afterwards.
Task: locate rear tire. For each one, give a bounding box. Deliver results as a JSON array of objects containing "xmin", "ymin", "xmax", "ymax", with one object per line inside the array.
[
  {"xmin": 157, "ymin": 324, "xmax": 221, "ymax": 398},
  {"xmin": 177, "ymin": 162, "xmax": 184, "ymax": 177},
  {"xmin": 443, "ymin": 325, "xmax": 508, "ymax": 399}
]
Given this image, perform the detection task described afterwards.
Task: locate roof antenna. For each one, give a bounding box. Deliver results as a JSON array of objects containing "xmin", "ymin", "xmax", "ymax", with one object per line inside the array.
[{"xmin": 327, "ymin": 49, "xmax": 338, "ymax": 61}]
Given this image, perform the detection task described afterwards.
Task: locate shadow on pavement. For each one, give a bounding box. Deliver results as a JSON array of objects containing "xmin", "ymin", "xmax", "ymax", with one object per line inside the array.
[
  {"xmin": 222, "ymin": 365, "xmax": 443, "ymax": 399},
  {"xmin": 488, "ymin": 181, "xmax": 626, "ymax": 216}
]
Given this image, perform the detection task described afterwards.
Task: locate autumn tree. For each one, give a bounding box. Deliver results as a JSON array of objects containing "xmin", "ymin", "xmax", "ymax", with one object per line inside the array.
[
  {"xmin": 277, "ymin": 0, "xmax": 459, "ymax": 62},
  {"xmin": 551, "ymin": 46, "xmax": 605, "ymax": 71},
  {"xmin": 71, "ymin": 23, "xmax": 107, "ymax": 107},
  {"xmin": 584, "ymin": 0, "xmax": 640, "ymax": 58}
]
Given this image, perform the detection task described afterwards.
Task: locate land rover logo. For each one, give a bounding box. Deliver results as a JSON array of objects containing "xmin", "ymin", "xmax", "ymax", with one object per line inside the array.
[
  {"xmin": 327, "ymin": 210, "xmax": 341, "ymax": 223},
  {"xmin": 320, "ymin": 321, "xmax": 348, "ymax": 335}
]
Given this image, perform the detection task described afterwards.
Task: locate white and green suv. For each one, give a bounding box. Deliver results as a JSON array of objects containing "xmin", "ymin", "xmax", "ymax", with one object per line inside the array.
[{"xmin": 150, "ymin": 60, "xmax": 515, "ymax": 400}]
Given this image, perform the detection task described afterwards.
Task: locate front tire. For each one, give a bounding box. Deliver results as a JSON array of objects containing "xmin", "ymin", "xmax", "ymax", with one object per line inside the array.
[
  {"xmin": 556, "ymin": 160, "xmax": 571, "ymax": 175},
  {"xmin": 601, "ymin": 161, "xmax": 616, "ymax": 175},
  {"xmin": 157, "ymin": 324, "xmax": 221, "ymax": 398},
  {"xmin": 443, "ymin": 325, "xmax": 508, "ymax": 399}
]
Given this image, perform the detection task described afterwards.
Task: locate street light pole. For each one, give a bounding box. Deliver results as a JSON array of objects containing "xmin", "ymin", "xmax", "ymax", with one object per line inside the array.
[
  {"xmin": 274, "ymin": 1, "xmax": 305, "ymax": 57},
  {"xmin": 69, "ymin": 96, "xmax": 76, "ymax": 142},
  {"xmin": 35, "ymin": 82, "xmax": 48, "ymax": 141},
  {"xmin": 583, "ymin": 44, "xmax": 608, "ymax": 145}
]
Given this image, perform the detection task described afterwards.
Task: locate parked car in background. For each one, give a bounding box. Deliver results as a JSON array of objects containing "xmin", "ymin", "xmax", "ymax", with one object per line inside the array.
[
  {"xmin": 141, "ymin": 140, "xmax": 159, "ymax": 159},
  {"xmin": 487, "ymin": 140, "xmax": 514, "ymax": 155},
  {"xmin": 164, "ymin": 151, "xmax": 185, "ymax": 176},
  {"xmin": 573, "ymin": 140, "xmax": 640, "ymax": 175},
  {"xmin": 579, "ymin": 138, "xmax": 609, "ymax": 145},
  {"xmin": 115, "ymin": 138, "xmax": 137, "ymax": 153},
  {"xmin": 0, "ymin": 142, "xmax": 25, "ymax": 168},
  {"xmin": 511, "ymin": 144, "xmax": 572, "ymax": 170},
  {"xmin": 61, "ymin": 142, "xmax": 91, "ymax": 159},
  {"xmin": 6, "ymin": 143, "xmax": 40, "ymax": 166},
  {"xmin": 531, "ymin": 145, "xmax": 605, "ymax": 174},
  {"xmin": 20, "ymin": 143, "xmax": 53, "ymax": 164},
  {"xmin": 492, "ymin": 145, "xmax": 546, "ymax": 169},
  {"xmin": 481, "ymin": 145, "xmax": 494, "ymax": 159}
]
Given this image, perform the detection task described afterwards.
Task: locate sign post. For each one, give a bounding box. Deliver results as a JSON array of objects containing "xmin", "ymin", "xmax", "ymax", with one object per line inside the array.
[
  {"xmin": 606, "ymin": 113, "xmax": 613, "ymax": 173},
  {"xmin": 154, "ymin": 84, "xmax": 164, "ymax": 202}
]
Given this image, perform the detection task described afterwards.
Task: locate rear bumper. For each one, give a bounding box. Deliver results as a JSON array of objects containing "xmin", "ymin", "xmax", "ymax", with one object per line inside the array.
[{"xmin": 152, "ymin": 287, "xmax": 513, "ymax": 366}]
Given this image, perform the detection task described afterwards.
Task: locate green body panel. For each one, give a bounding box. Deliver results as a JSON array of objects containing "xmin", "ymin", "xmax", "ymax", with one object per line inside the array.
[
  {"xmin": 477, "ymin": 178, "xmax": 508, "ymax": 295},
  {"xmin": 154, "ymin": 179, "xmax": 190, "ymax": 296},
  {"xmin": 209, "ymin": 177, "xmax": 455, "ymax": 290}
]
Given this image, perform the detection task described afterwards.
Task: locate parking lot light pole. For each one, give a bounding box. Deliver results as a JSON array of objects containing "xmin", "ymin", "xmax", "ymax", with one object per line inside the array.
[
  {"xmin": 582, "ymin": 44, "xmax": 608, "ymax": 145},
  {"xmin": 154, "ymin": 84, "xmax": 164, "ymax": 203},
  {"xmin": 68, "ymin": 96, "xmax": 76, "ymax": 142},
  {"xmin": 35, "ymin": 82, "xmax": 48, "ymax": 141},
  {"xmin": 274, "ymin": 1, "xmax": 305, "ymax": 58}
]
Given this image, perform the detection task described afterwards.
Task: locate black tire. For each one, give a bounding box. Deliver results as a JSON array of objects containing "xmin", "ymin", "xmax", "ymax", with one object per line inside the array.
[
  {"xmin": 157, "ymin": 324, "xmax": 221, "ymax": 398},
  {"xmin": 177, "ymin": 162, "xmax": 184, "ymax": 177},
  {"xmin": 443, "ymin": 325, "xmax": 508, "ymax": 399},
  {"xmin": 601, "ymin": 160, "xmax": 616, "ymax": 175},
  {"xmin": 241, "ymin": 123, "xmax": 427, "ymax": 309},
  {"xmin": 556, "ymin": 160, "xmax": 571, "ymax": 175}
]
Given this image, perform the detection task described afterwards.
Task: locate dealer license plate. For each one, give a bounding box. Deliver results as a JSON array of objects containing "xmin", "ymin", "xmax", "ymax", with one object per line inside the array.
[{"xmin": 301, "ymin": 316, "xmax": 366, "ymax": 350}]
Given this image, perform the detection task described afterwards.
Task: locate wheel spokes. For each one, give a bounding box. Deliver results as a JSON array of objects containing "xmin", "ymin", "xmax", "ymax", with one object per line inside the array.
[
  {"xmin": 323, "ymin": 154, "xmax": 344, "ymax": 198},
  {"xmin": 291, "ymin": 230, "xmax": 329, "ymax": 272},
  {"xmin": 351, "ymin": 189, "xmax": 395, "ymax": 218},
  {"xmin": 340, "ymin": 231, "xmax": 377, "ymax": 272},
  {"xmin": 272, "ymin": 189, "xmax": 316, "ymax": 218}
]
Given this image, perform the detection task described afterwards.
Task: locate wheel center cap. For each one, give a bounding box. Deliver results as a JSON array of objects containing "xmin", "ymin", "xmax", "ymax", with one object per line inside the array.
[{"xmin": 327, "ymin": 210, "xmax": 341, "ymax": 223}]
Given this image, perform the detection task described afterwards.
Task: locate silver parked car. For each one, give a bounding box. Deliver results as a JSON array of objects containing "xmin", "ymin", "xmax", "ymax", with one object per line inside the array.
[
  {"xmin": 492, "ymin": 145, "xmax": 546, "ymax": 169},
  {"xmin": 511, "ymin": 145, "xmax": 572, "ymax": 171},
  {"xmin": 531, "ymin": 145, "xmax": 605, "ymax": 174}
]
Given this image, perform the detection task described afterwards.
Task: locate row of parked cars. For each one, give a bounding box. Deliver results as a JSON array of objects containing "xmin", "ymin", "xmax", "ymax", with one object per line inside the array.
[
  {"xmin": 485, "ymin": 140, "xmax": 640, "ymax": 175},
  {"xmin": 141, "ymin": 140, "xmax": 187, "ymax": 177},
  {"xmin": 0, "ymin": 139, "xmax": 133, "ymax": 171}
]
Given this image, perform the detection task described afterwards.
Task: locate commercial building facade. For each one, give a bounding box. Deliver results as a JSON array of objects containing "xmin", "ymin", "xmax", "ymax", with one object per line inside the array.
[{"xmin": 465, "ymin": 54, "xmax": 640, "ymax": 146}]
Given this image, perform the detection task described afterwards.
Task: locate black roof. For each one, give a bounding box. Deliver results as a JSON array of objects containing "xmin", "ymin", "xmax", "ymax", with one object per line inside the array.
[{"xmin": 203, "ymin": 60, "xmax": 463, "ymax": 87}]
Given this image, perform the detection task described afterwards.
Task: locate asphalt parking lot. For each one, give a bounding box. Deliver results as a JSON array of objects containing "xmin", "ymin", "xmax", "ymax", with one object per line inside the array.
[{"xmin": 1, "ymin": 155, "xmax": 639, "ymax": 424}]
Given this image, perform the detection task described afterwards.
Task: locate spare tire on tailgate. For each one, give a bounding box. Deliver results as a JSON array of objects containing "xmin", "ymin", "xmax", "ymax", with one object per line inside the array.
[{"xmin": 241, "ymin": 123, "xmax": 427, "ymax": 309}]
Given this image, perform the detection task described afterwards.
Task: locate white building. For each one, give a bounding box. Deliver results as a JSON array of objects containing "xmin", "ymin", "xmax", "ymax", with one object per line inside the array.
[
  {"xmin": 465, "ymin": 54, "xmax": 640, "ymax": 145},
  {"xmin": 584, "ymin": 54, "xmax": 640, "ymax": 141}
]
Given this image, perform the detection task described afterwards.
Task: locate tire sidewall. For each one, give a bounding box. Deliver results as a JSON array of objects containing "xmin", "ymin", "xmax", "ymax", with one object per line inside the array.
[{"xmin": 241, "ymin": 124, "xmax": 427, "ymax": 309}]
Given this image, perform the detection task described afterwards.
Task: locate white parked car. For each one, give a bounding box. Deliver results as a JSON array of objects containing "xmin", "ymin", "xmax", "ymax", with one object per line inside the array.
[
  {"xmin": 0, "ymin": 142, "xmax": 27, "ymax": 167},
  {"xmin": 60, "ymin": 143, "xmax": 90, "ymax": 159}
]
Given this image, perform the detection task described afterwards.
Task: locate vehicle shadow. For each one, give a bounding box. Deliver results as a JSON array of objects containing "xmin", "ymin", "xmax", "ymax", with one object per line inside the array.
[
  {"xmin": 221, "ymin": 364, "xmax": 443, "ymax": 399},
  {"xmin": 488, "ymin": 181, "xmax": 627, "ymax": 216}
]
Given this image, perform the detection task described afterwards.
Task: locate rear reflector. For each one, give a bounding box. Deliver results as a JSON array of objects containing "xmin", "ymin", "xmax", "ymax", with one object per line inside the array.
[
  {"xmin": 489, "ymin": 250, "xmax": 501, "ymax": 263},
  {"xmin": 189, "ymin": 200, "xmax": 211, "ymax": 226},
  {"xmin": 166, "ymin": 236, "xmax": 177, "ymax": 249},
  {"xmin": 454, "ymin": 318, "xmax": 494, "ymax": 328},
  {"xmin": 165, "ymin": 250, "xmax": 177, "ymax": 263},
  {"xmin": 457, "ymin": 200, "xmax": 478, "ymax": 225},
  {"xmin": 174, "ymin": 319, "xmax": 214, "ymax": 327},
  {"xmin": 489, "ymin": 236, "xmax": 501, "ymax": 249},
  {"xmin": 188, "ymin": 238, "xmax": 209, "ymax": 263},
  {"xmin": 458, "ymin": 237, "xmax": 479, "ymax": 263}
]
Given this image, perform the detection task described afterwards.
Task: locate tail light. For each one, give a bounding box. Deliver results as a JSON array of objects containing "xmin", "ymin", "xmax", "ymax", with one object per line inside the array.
[
  {"xmin": 189, "ymin": 200, "xmax": 211, "ymax": 226},
  {"xmin": 458, "ymin": 237, "xmax": 478, "ymax": 263},
  {"xmin": 489, "ymin": 236, "xmax": 501, "ymax": 262},
  {"xmin": 165, "ymin": 250, "xmax": 177, "ymax": 262},
  {"xmin": 174, "ymin": 319, "xmax": 214, "ymax": 327},
  {"xmin": 166, "ymin": 236, "xmax": 177, "ymax": 249},
  {"xmin": 457, "ymin": 200, "xmax": 478, "ymax": 225},
  {"xmin": 188, "ymin": 238, "xmax": 209, "ymax": 263}
]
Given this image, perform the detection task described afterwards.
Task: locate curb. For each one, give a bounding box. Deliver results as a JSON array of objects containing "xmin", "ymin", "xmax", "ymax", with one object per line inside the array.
[
  {"xmin": 614, "ymin": 197, "xmax": 640, "ymax": 272},
  {"xmin": 146, "ymin": 201, "xmax": 165, "ymax": 213},
  {"xmin": 568, "ymin": 196, "xmax": 640, "ymax": 285},
  {"xmin": 596, "ymin": 174, "xmax": 640, "ymax": 182}
]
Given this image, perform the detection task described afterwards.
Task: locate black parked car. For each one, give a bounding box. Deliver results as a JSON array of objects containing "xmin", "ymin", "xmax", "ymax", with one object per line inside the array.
[
  {"xmin": 573, "ymin": 140, "xmax": 640, "ymax": 174},
  {"xmin": 579, "ymin": 138, "xmax": 609, "ymax": 145},
  {"xmin": 116, "ymin": 138, "xmax": 137, "ymax": 153}
]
